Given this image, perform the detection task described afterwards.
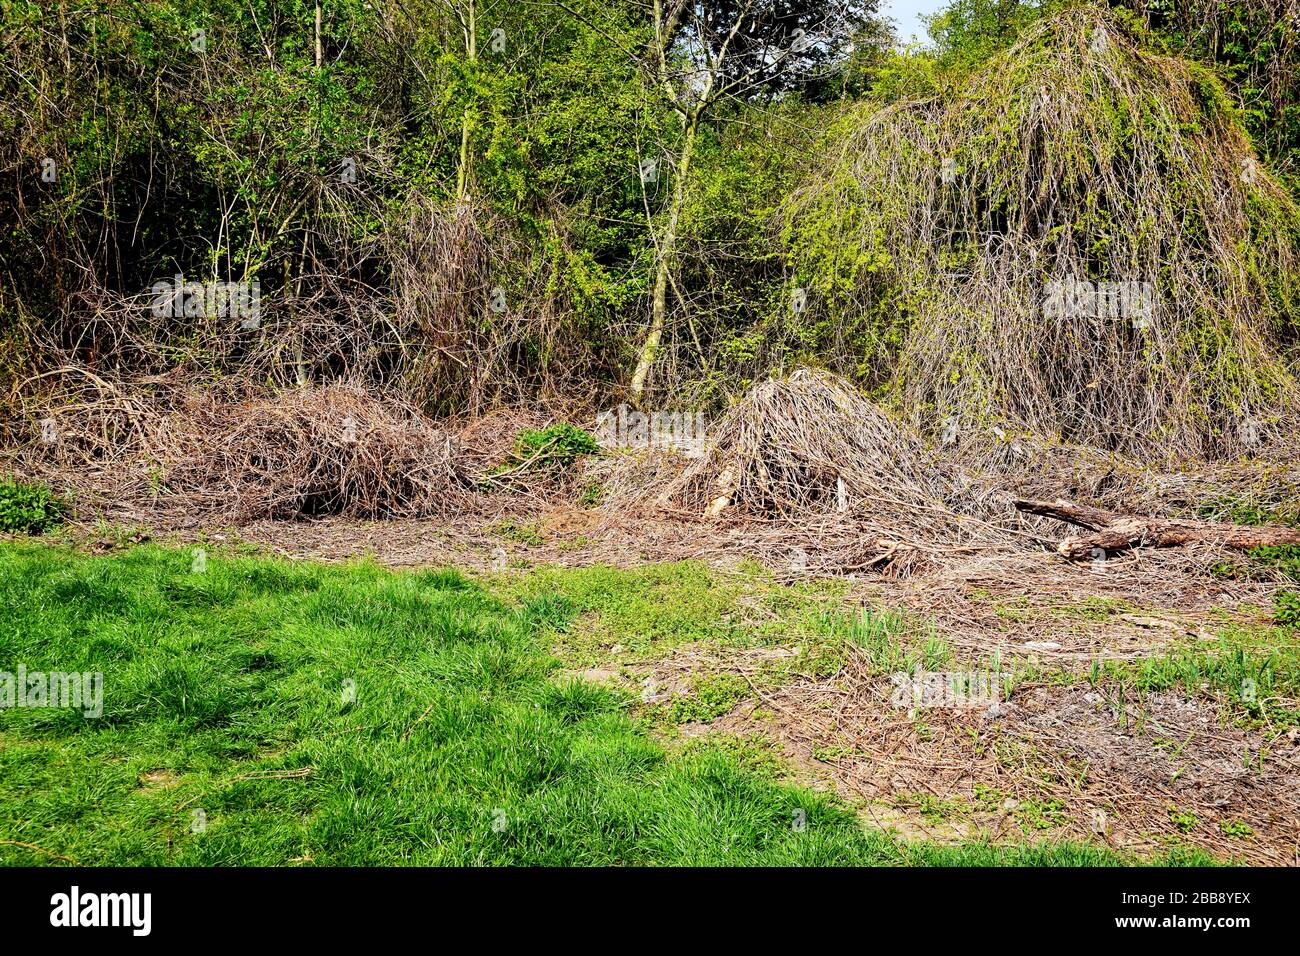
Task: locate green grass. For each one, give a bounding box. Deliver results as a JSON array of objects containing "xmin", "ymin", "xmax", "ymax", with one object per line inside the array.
[
  {"xmin": 0, "ymin": 541, "xmax": 1209, "ymax": 866},
  {"xmin": 1088, "ymin": 624, "xmax": 1300, "ymax": 728},
  {"xmin": 494, "ymin": 560, "xmax": 846, "ymax": 666},
  {"xmin": 817, "ymin": 606, "xmax": 950, "ymax": 674}
]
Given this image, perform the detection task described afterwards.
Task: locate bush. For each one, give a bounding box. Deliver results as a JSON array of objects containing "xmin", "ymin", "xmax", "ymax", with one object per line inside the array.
[
  {"xmin": 513, "ymin": 424, "xmax": 599, "ymax": 468},
  {"xmin": 0, "ymin": 479, "xmax": 67, "ymax": 534},
  {"xmin": 1276, "ymin": 591, "xmax": 1300, "ymax": 629}
]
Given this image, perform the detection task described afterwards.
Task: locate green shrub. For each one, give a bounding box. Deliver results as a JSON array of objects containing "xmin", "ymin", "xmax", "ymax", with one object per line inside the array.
[
  {"xmin": 1275, "ymin": 591, "xmax": 1300, "ymax": 629},
  {"xmin": 513, "ymin": 423, "xmax": 599, "ymax": 468},
  {"xmin": 0, "ymin": 479, "xmax": 67, "ymax": 534}
]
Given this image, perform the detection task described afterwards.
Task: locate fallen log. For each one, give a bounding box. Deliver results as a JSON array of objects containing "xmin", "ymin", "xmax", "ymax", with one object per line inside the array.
[{"xmin": 1014, "ymin": 498, "xmax": 1300, "ymax": 560}]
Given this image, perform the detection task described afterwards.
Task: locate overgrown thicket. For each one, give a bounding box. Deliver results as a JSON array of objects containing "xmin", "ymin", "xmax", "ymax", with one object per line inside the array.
[
  {"xmin": 0, "ymin": 0, "xmax": 665, "ymax": 415},
  {"xmin": 786, "ymin": 7, "xmax": 1300, "ymax": 460},
  {"xmin": 925, "ymin": 1, "xmax": 1300, "ymax": 183},
  {"xmin": 3, "ymin": 1, "xmax": 1299, "ymax": 502},
  {"xmin": 1110, "ymin": 0, "xmax": 1300, "ymax": 182}
]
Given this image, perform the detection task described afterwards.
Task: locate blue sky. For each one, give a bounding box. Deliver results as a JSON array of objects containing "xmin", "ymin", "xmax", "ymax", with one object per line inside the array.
[{"xmin": 881, "ymin": 0, "xmax": 950, "ymax": 46}]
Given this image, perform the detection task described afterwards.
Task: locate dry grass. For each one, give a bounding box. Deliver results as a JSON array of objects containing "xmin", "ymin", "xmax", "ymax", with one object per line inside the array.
[{"xmin": 712, "ymin": 648, "xmax": 1300, "ymax": 865}]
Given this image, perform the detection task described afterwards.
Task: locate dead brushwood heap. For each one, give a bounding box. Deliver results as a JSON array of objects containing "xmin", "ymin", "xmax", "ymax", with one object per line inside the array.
[
  {"xmin": 662, "ymin": 369, "xmax": 1018, "ymax": 543},
  {"xmin": 154, "ymin": 384, "xmax": 468, "ymax": 521}
]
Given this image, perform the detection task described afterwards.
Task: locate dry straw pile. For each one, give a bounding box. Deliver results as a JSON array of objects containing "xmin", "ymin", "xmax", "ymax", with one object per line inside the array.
[
  {"xmin": 665, "ymin": 368, "xmax": 951, "ymax": 517},
  {"xmin": 659, "ymin": 369, "xmax": 1025, "ymax": 559},
  {"xmin": 6, "ymin": 379, "xmax": 470, "ymax": 523}
]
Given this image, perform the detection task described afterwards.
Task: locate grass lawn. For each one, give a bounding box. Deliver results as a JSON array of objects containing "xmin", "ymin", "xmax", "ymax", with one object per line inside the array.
[{"xmin": 0, "ymin": 540, "xmax": 1209, "ymax": 866}]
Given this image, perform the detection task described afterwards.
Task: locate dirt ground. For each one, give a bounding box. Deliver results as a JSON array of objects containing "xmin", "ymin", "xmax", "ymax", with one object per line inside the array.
[{"xmin": 632, "ymin": 644, "xmax": 1300, "ymax": 865}]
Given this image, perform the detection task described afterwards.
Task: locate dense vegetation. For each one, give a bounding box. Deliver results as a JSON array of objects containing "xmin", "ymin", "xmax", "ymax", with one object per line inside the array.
[
  {"xmin": 0, "ymin": 478, "xmax": 66, "ymax": 534},
  {"xmin": 2, "ymin": 0, "xmax": 1297, "ymax": 426}
]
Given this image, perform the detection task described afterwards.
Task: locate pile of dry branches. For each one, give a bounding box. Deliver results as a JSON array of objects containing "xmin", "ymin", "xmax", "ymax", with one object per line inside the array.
[
  {"xmin": 664, "ymin": 369, "xmax": 933, "ymax": 515},
  {"xmin": 971, "ymin": 430, "xmax": 1300, "ymax": 526},
  {"xmin": 661, "ymin": 369, "xmax": 991, "ymax": 517},
  {"xmin": 154, "ymin": 383, "xmax": 469, "ymax": 522},
  {"xmin": 644, "ymin": 369, "xmax": 1031, "ymax": 574},
  {"xmin": 603, "ymin": 367, "xmax": 1300, "ymax": 575},
  {"xmin": 5, "ymin": 376, "xmax": 472, "ymax": 523}
]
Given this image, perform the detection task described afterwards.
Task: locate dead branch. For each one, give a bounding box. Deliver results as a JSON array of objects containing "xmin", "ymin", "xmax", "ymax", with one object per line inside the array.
[{"xmin": 1015, "ymin": 497, "xmax": 1300, "ymax": 559}]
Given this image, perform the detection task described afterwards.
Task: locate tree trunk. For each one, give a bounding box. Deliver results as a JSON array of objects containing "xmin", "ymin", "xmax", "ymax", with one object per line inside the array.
[
  {"xmin": 456, "ymin": 0, "xmax": 477, "ymax": 203},
  {"xmin": 629, "ymin": 111, "xmax": 700, "ymax": 403},
  {"xmin": 1014, "ymin": 498, "xmax": 1300, "ymax": 559}
]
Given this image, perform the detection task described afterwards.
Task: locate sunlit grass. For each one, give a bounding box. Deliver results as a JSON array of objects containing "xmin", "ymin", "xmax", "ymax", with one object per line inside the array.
[{"xmin": 0, "ymin": 541, "xmax": 1209, "ymax": 866}]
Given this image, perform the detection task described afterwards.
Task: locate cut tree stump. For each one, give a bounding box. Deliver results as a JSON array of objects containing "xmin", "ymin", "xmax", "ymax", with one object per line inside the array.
[{"xmin": 1013, "ymin": 498, "xmax": 1300, "ymax": 560}]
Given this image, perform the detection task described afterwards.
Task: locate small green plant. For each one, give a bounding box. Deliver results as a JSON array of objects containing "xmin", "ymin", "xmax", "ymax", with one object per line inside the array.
[
  {"xmin": 1016, "ymin": 798, "xmax": 1068, "ymax": 832},
  {"xmin": 0, "ymin": 478, "xmax": 67, "ymax": 534},
  {"xmin": 492, "ymin": 520, "xmax": 545, "ymax": 546},
  {"xmin": 922, "ymin": 632, "xmax": 950, "ymax": 670},
  {"xmin": 1248, "ymin": 544, "xmax": 1300, "ymax": 579},
  {"xmin": 973, "ymin": 783, "xmax": 1008, "ymax": 811},
  {"xmin": 1214, "ymin": 544, "xmax": 1300, "ymax": 583},
  {"xmin": 1062, "ymin": 596, "xmax": 1130, "ymax": 622},
  {"xmin": 514, "ymin": 423, "xmax": 599, "ymax": 468},
  {"xmin": 577, "ymin": 480, "xmax": 604, "ymax": 507},
  {"xmin": 90, "ymin": 519, "xmax": 148, "ymax": 551},
  {"xmin": 1219, "ymin": 819, "xmax": 1254, "ymax": 838},
  {"xmin": 1196, "ymin": 500, "xmax": 1300, "ymax": 529},
  {"xmin": 669, "ymin": 672, "xmax": 748, "ymax": 723},
  {"xmin": 896, "ymin": 792, "xmax": 968, "ymax": 824},
  {"xmin": 1168, "ymin": 806, "xmax": 1198, "ymax": 833},
  {"xmin": 1274, "ymin": 591, "xmax": 1300, "ymax": 629},
  {"xmin": 812, "ymin": 743, "xmax": 853, "ymax": 763}
]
